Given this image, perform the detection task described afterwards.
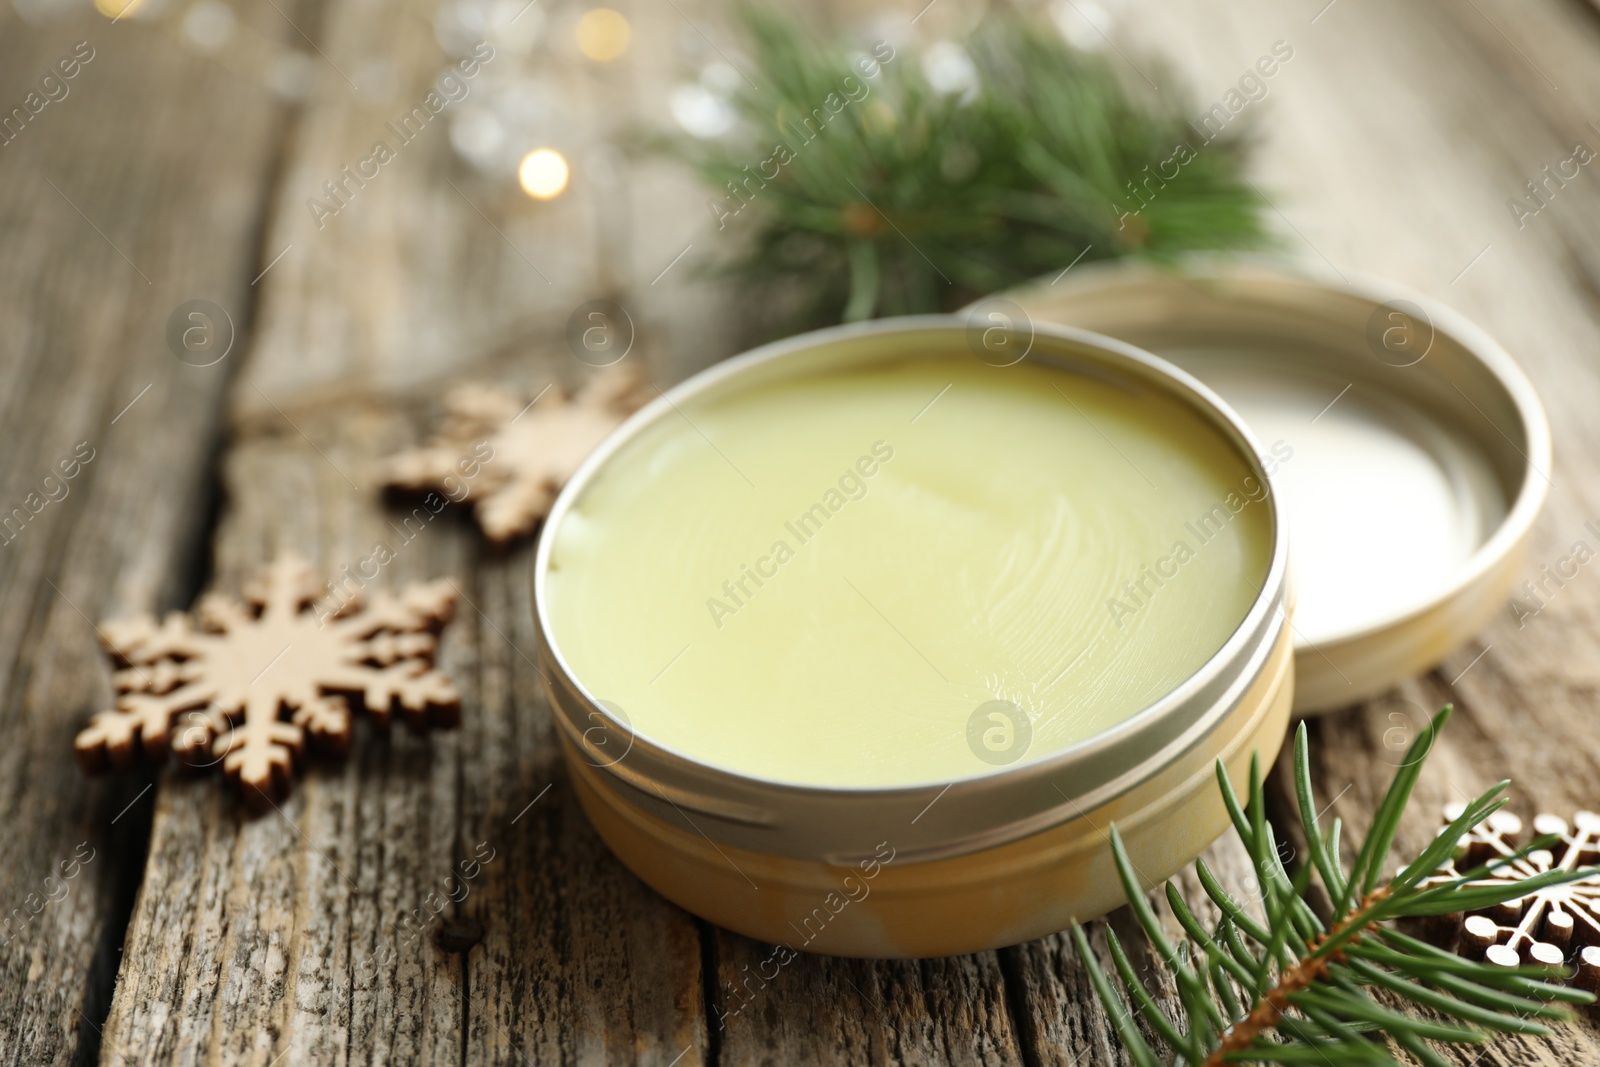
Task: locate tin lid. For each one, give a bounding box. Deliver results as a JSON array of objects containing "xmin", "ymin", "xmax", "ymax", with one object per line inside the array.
[{"xmin": 997, "ymin": 257, "xmax": 1551, "ymax": 713}]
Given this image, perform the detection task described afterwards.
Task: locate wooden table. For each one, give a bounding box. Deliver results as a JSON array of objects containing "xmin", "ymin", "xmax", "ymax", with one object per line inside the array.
[{"xmin": 5, "ymin": 0, "xmax": 1600, "ymax": 1062}]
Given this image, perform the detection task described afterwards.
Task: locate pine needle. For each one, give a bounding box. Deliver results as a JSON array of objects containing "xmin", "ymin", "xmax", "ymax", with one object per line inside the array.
[
  {"xmin": 658, "ymin": 6, "xmax": 1269, "ymax": 337},
  {"xmin": 1073, "ymin": 706, "xmax": 1598, "ymax": 1065}
]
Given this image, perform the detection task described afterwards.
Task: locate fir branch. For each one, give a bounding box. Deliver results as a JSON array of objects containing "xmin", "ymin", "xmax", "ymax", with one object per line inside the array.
[
  {"xmin": 1077, "ymin": 706, "xmax": 1599, "ymax": 1066},
  {"xmin": 658, "ymin": 6, "xmax": 1269, "ymax": 337},
  {"xmin": 1211, "ymin": 885, "xmax": 1391, "ymax": 1063}
]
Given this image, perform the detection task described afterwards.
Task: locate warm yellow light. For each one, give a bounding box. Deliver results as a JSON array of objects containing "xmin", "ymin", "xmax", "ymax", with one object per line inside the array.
[
  {"xmin": 575, "ymin": 8, "xmax": 631, "ymax": 62},
  {"xmin": 95, "ymin": 0, "xmax": 142, "ymax": 17},
  {"xmin": 519, "ymin": 149, "xmax": 570, "ymax": 200}
]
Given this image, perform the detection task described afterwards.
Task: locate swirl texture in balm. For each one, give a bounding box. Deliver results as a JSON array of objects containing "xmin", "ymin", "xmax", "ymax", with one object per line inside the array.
[{"xmin": 545, "ymin": 357, "xmax": 1272, "ymax": 789}]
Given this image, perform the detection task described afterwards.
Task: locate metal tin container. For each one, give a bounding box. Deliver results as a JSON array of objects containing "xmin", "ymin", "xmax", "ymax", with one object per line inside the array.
[
  {"xmin": 998, "ymin": 258, "xmax": 1551, "ymax": 713},
  {"xmin": 534, "ymin": 319, "xmax": 1291, "ymax": 957}
]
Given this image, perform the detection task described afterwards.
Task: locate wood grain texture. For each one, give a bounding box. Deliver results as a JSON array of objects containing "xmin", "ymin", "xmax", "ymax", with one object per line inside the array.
[
  {"xmin": 98, "ymin": 0, "xmax": 711, "ymax": 1061},
  {"xmin": 98, "ymin": 423, "xmax": 474, "ymax": 1066},
  {"xmin": 457, "ymin": 548, "xmax": 707, "ymax": 1067},
  {"xmin": 0, "ymin": 3, "xmax": 295, "ymax": 1063},
  {"xmin": 712, "ymin": 930, "xmax": 1022, "ymax": 1065},
  {"xmin": 14, "ymin": 0, "xmax": 1600, "ymax": 1062}
]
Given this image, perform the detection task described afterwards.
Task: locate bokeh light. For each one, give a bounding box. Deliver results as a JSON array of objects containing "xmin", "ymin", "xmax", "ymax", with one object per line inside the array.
[
  {"xmin": 575, "ymin": 8, "xmax": 631, "ymax": 62},
  {"xmin": 519, "ymin": 149, "xmax": 570, "ymax": 200}
]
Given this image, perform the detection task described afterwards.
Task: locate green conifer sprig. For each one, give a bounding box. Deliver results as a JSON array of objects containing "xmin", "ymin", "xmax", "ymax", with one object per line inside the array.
[
  {"xmin": 1078, "ymin": 705, "xmax": 1596, "ymax": 1066},
  {"xmin": 662, "ymin": 7, "xmax": 1269, "ymax": 336}
]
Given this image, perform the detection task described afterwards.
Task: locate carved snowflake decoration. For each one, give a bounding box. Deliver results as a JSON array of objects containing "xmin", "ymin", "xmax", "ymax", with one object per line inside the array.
[
  {"xmin": 75, "ymin": 555, "xmax": 461, "ymax": 810},
  {"xmin": 385, "ymin": 367, "xmax": 648, "ymax": 544},
  {"xmin": 1418, "ymin": 804, "xmax": 1600, "ymax": 989}
]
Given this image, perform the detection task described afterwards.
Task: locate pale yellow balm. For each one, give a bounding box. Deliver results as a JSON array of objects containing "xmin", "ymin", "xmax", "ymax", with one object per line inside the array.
[{"xmin": 545, "ymin": 357, "xmax": 1272, "ymax": 788}]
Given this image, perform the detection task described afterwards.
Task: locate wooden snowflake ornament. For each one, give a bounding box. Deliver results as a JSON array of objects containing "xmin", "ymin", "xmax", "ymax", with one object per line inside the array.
[
  {"xmin": 75, "ymin": 555, "xmax": 461, "ymax": 810},
  {"xmin": 1417, "ymin": 804, "xmax": 1600, "ymax": 991},
  {"xmin": 385, "ymin": 368, "xmax": 648, "ymax": 543}
]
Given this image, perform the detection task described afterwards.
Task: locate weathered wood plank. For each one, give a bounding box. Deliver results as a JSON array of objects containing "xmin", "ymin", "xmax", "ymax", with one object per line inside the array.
[
  {"xmin": 712, "ymin": 929, "xmax": 1022, "ymax": 1065},
  {"xmin": 95, "ymin": 420, "xmax": 479, "ymax": 1065},
  {"xmin": 106, "ymin": 377, "xmax": 709, "ymax": 1065},
  {"xmin": 99, "ymin": 0, "xmax": 711, "ymax": 1061},
  {"xmin": 458, "ymin": 549, "xmax": 707, "ymax": 1067},
  {"xmin": 0, "ymin": 4, "xmax": 294, "ymax": 1063}
]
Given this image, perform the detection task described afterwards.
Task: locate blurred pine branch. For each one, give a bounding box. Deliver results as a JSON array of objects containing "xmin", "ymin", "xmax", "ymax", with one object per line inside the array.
[{"xmin": 659, "ymin": 5, "xmax": 1270, "ymax": 335}]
